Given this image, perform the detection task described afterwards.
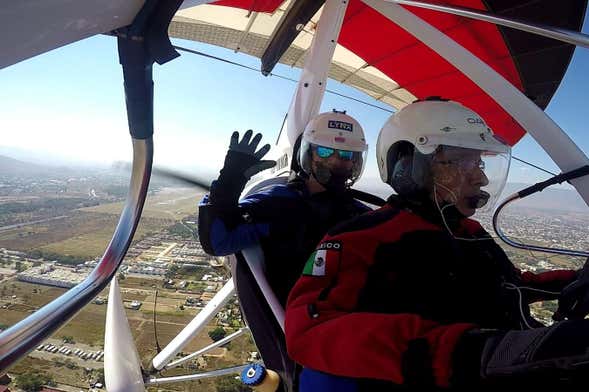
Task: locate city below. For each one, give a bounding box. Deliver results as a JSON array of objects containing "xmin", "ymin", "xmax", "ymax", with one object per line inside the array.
[{"xmin": 0, "ymin": 156, "xmax": 587, "ymax": 392}]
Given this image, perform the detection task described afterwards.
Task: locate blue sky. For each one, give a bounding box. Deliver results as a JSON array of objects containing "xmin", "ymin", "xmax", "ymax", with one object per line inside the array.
[{"xmin": 0, "ymin": 17, "xmax": 587, "ymax": 190}]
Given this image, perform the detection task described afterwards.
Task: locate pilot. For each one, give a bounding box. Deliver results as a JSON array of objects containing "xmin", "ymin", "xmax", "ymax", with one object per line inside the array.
[
  {"xmin": 198, "ymin": 110, "xmax": 371, "ymax": 392},
  {"xmin": 285, "ymin": 98, "xmax": 589, "ymax": 390}
]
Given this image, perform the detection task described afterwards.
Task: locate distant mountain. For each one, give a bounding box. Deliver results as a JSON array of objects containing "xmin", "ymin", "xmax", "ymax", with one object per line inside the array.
[
  {"xmin": 0, "ymin": 148, "xmax": 113, "ymax": 178},
  {"xmin": 500, "ymin": 183, "xmax": 587, "ymax": 213},
  {"xmin": 355, "ymin": 177, "xmax": 588, "ymax": 213},
  {"xmin": 0, "ymin": 154, "xmax": 52, "ymax": 176}
]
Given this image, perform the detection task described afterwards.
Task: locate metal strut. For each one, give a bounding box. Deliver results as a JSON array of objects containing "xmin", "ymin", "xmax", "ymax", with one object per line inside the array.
[
  {"xmin": 0, "ymin": 0, "xmax": 182, "ymax": 373},
  {"xmin": 115, "ymin": 0, "xmax": 183, "ymax": 139},
  {"xmin": 387, "ymin": 0, "xmax": 589, "ymax": 49},
  {"xmin": 261, "ymin": 0, "xmax": 327, "ymax": 76}
]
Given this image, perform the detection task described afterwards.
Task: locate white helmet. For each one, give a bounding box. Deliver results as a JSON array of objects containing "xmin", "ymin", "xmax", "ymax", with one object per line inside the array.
[
  {"xmin": 299, "ymin": 110, "xmax": 368, "ymax": 189},
  {"xmin": 376, "ymin": 98, "xmax": 511, "ymax": 211}
]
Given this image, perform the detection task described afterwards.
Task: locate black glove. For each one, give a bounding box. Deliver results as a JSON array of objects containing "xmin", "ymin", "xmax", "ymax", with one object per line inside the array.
[
  {"xmin": 554, "ymin": 257, "xmax": 589, "ymax": 321},
  {"xmin": 453, "ymin": 320, "xmax": 589, "ymax": 386},
  {"xmin": 209, "ymin": 130, "xmax": 275, "ymax": 208}
]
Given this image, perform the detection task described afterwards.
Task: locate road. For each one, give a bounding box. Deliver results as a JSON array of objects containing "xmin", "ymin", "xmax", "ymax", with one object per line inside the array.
[{"xmin": 0, "ymin": 215, "xmax": 68, "ymax": 232}]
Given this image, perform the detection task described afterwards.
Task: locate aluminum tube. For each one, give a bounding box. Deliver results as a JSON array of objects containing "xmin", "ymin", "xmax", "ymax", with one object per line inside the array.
[
  {"xmin": 166, "ymin": 327, "xmax": 250, "ymax": 369},
  {"xmin": 241, "ymin": 246, "xmax": 285, "ymax": 331},
  {"xmin": 146, "ymin": 365, "xmax": 249, "ymax": 385},
  {"xmin": 0, "ymin": 138, "xmax": 153, "ymax": 372},
  {"xmin": 387, "ymin": 0, "xmax": 589, "ymax": 49},
  {"xmin": 152, "ymin": 278, "xmax": 236, "ymax": 370}
]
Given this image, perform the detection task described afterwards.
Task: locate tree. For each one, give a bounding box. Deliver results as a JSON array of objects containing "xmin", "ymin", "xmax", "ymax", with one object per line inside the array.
[
  {"xmin": 62, "ymin": 335, "xmax": 75, "ymax": 344},
  {"xmin": 64, "ymin": 358, "xmax": 77, "ymax": 369},
  {"xmin": 15, "ymin": 261, "xmax": 25, "ymax": 273},
  {"xmin": 167, "ymin": 222, "xmax": 193, "ymax": 238},
  {"xmin": 16, "ymin": 372, "xmax": 54, "ymax": 392},
  {"xmin": 165, "ymin": 264, "xmax": 179, "ymax": 279},
  {"xmin": 208, "ymin": 327, "xmax": 227, "ymax": 342}
]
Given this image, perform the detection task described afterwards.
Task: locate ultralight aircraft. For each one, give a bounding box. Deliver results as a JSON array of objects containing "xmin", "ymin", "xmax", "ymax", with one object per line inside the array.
[{"xmin": 1, "ymin": 0, "xmax": 588, "ymax": 391}]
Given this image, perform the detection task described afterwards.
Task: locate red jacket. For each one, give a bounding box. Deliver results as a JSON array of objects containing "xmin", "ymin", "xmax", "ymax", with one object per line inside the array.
[{"xmin": 285, "ymin": 200, "xmax": 576, "ymax": 388}]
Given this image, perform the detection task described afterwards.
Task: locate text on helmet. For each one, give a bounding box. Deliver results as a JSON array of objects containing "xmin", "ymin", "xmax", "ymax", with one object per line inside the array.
[
  {"xmin": 466, "ymin": 117, "xmax": 484, "ymax": 125},
  {"xmin": 328, "ymin": 120, "xmax": 353, "ymax": 132}
]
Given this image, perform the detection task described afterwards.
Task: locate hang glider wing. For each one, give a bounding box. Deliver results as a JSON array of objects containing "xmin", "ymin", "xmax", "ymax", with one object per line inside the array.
[
  {"xmin": 0, "ymin": 0, "xmax": 144, "ymax": 70},
  {"xmin": 1, "ymin": 0, "xmax": 585, "ymax": 146},
  {"xmin": 172, "ymin": 0, "xmax": 587, "ymax": 145}
]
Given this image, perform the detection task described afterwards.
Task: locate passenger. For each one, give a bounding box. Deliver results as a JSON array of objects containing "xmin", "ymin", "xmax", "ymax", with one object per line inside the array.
[
  {"xmin": 285, "ymin": 98, "xmax": 589, "ymax": 390},
  {"xmin": 198, "ymin": 110, "xmax": 371, "ymax": 392},
  {"xmin": 199, "ymin": 110, "xmax": 370, "ymax": 304}
]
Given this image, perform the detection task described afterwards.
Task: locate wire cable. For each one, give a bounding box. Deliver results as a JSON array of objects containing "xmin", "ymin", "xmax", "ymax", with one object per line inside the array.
[
  {"xmin": 512, "ymin": 156, "xmax": 557, "ymax": 176},
  {"xmin": 154, "ymin": 289, "xmax": 162, "ymax": 353},
  {"xmin": 172, "ymin": 43, "xmax": 577, "ymax": 188},
  {"xmin": 173, "ymin": 45, "xmax": 394, "ymax": 113}
]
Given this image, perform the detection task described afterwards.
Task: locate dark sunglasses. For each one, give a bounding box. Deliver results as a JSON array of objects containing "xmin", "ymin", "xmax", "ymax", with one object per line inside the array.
[{"xmin": 316, "ymin": 146, "xmax": 354, "ymax": 161}]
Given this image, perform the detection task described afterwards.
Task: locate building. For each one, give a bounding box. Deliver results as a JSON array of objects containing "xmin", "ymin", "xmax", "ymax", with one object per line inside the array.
[{"xmin": 17, "ymin": 266, "xmax": 85, "ymax": 288}]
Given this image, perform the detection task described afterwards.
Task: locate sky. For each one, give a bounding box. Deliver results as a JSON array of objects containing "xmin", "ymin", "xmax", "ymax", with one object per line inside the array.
[{"xmin": 0, "ymin": 13, "xmax": 587, "ymax": 191}]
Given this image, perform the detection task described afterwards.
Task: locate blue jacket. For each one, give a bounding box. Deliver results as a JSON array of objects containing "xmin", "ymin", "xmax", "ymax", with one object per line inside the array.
[{"xmin": 198, "ymin": 178, "xmax": 370, "ymax": 305}]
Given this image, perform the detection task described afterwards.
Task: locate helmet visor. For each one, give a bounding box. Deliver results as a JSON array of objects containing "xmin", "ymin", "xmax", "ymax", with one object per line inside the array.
[
  {"xmin": 316, "ymin": 146, "xmax": 355, "ymax": 161},
  {"xmin": 429, "ymin": 146, "xmax": 510, "ymax": 213},
  {"xmin": 408, "ymin": 145, "xmax": 510, "ymax": 214},
  {"xmin": 477, "ymin": 150, "xmax": 511, "ymax": 212}
]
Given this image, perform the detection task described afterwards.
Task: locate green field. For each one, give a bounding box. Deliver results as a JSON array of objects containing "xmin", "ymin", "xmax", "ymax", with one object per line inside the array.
[
  {"xmin": 0, "ymin": 186, "xmax": 255, "ymax": 391},
  {"xmin": 81, "ymin": 187, "xmax": 203, "ymax": 220},
  {"xmin": 0, "ymin": 211, "xmax": 175, "ymax": 260},
  {"xmin": 1, "ymin": 278, "xmax": 250, "ymax": 392},
  {"xmin": 0, "ymin": 188, "xmax": 203, "ymax": 260},
  {"xmin": 0, "ymin": 280, "xmax": 221, "ymax": 350}
]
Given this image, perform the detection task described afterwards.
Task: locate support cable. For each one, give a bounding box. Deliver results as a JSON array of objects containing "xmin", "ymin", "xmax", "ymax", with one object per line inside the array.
[
  {"xmin": 173, "ymin": 45, "xmax": 393, "ymax": 113},
  {"xmin": 172, "ymin": 47, "xmax": 562, "ymax": 176}
]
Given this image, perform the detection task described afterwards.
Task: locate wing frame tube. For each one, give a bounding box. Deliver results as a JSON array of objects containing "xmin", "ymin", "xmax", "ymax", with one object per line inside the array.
[
  {"xmin": 146, "ymin": 365, "xmax": 250, "ymax": 385},
  {"xmin": 151, "ymin": 279, "xmax": 236, "ymax": 370},
  {"xmin": 165, "ymin": 327, "xmax": 250, "ymax": 369},
  {"xmin": 281, "ymin": 0, "xmax": 349, "ymax": 152},
  {"xmin": 238, "ymin": 247, "xmax": 286, "ymax": 331},
  {"xmin": 388, "ymin": 0, "xmax": 589, "ymax": 49},
  {"xmin": 115, "ymin": 0, "xmax": 183, "ymax": 139},
  {"xmin": 362, "ymin": 0, "xmax": 589, "ymax": 206}
]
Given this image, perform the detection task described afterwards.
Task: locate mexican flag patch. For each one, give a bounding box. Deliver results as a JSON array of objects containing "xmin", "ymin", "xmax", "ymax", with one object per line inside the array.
[{"xmin": 302, "ymin": 241, "xmax": 341, "ymax": 277}]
